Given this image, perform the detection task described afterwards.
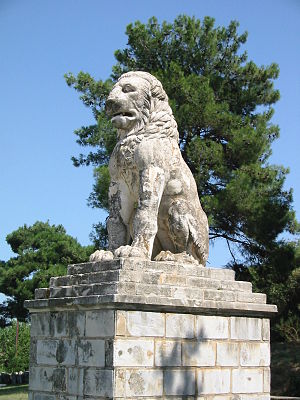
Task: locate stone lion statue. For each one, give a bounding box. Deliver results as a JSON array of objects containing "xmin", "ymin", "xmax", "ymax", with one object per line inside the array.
[{"xmin": 90, "ymin": 71, "xmax": 209, "ymax": 265}]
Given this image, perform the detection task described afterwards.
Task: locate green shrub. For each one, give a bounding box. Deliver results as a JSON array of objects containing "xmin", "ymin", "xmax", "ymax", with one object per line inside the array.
[{"xmin": 0, "ymin": 321, "xmax": 30, "ymax": 373}]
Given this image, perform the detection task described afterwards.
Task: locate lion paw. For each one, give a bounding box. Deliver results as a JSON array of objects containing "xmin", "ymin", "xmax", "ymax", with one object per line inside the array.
[
  {"xmin": 155, "ymin": 250, "xmax": 199, "ymax": 265},
  {"xmin": 89, "ymin": 249, "xmax": 114, "ymax": 262},
  {"xmin": 114, "ymin": 245, "xmax": 147, "ymax": 259}
]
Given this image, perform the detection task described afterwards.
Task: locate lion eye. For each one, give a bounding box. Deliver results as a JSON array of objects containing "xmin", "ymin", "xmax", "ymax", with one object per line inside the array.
[{"xmin": 122, "ymin": 84, "xmax": 135, "ymax": 93}]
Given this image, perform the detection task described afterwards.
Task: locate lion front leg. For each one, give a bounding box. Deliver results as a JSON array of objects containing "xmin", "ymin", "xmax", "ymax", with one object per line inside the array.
[
  {"xmin": 89, "ymin": 181, "xmax": 129, "ymax": 262},
  {"xmin": 114, "ymin": 167, "xmax": 165, "ymax": 260}
]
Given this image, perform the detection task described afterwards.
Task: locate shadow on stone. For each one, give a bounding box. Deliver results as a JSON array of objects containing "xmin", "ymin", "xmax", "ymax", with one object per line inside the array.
[{"xmin": 159, "ymin": 326, "xmax": 204, "ymax": 397}]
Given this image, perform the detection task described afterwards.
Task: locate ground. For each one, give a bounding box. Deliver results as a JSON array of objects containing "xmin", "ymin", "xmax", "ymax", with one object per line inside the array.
[{"xmin": 0, "ymin": 384, "xmax": 28, "ymax": 400}]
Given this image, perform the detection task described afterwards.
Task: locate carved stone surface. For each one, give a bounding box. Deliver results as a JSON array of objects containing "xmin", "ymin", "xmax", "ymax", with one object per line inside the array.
[
  {"xmin": 90, "ymin": 71, "xmax": 209, "ymax": 265},
  {"xmin": 26, "ymin": 259, "xmax": 276, "ymax": 318}
]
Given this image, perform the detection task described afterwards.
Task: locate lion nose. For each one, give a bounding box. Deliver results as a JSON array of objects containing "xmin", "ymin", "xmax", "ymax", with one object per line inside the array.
[{"xmin": 105, "ymin": 98, "xmax": 120, "ymax": 115}]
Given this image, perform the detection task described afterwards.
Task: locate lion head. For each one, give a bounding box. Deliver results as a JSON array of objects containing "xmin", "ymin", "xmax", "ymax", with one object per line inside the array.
[{"xmin": 106, "ymin": 71, "xmax": 179, "ymax": 141}]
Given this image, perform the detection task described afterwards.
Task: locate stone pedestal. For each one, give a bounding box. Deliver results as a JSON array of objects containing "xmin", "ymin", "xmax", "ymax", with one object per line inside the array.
[{"xmin": 25, "ymin": 259, "xmax": 277, "ymax": 399}]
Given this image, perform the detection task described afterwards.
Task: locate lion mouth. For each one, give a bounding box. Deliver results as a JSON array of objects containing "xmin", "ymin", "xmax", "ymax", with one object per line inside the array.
[{"xmin": 110, "ymin": 110, "xmax": 137, "ymax": 125}]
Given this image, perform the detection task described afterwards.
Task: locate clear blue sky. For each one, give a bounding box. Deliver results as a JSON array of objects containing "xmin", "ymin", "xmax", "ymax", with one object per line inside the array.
[{"xmin": 1, "ymin": 0, "xmax": 299, "ymax": 268}]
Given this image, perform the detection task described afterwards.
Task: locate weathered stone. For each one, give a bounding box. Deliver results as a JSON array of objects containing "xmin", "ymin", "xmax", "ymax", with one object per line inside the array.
[
  {"xmin": 77, "ymin": 339, "xmax": 105, "ymax": 367},
  {"xmin": 216, "ymin": 342, "xmax": 239, "ymax": 366},
  {"xmin": 166, "ymin": 313, "xmax": 194, "ymax": 338},
  {"xmin": 114, "ymin": 339, "xmax": 154, "ymax": 366},
  {"xmin": 164, "ymin": 369, "xmax": 195, "ymax": 395},
  {"xmin": 196, "ymin": 315, "xmax": 229, "ymax": 339},
  {"xmin": 197, "ymin": 369, "xmax": 231, "ymax": 394},
  {"xmin": 85, "ymin": 310, "xmax": 114, "ymax": 337},
  {"xmin": 155, "ymin": 340, "xmax": 181, "ymax": 366},
  {"xmin": 126, "ymin": 311, "xmax": 164, "ymax": 337},
  {"xmin": 50, "ymin": 312, "xmax": 68, "ymax": 338},
  {"xmin": 182, "ymin": 342, "xmax": 215, "ymax": 366},
  {"xmin": 30, "ymin": 313, "xmax": 51, "ymax": 337},
  {"xmin": 231, "ymin": 317, "xmax": 262, "ymax": 340},
  {"xmin": 240, "ymin": 342, "xmax": 270, "ymax": 366},
  {"xmin": 84, "ymin": 368, "xmax": 113, "ymax": 397},
  {"xmin": 125, "ymin": 369, "xmax": 163, "ymax": 397},
  {"xmin": 232, "ymin": 368, "xmax": 263, "ymax": 393},
  {"xmin": 67, "ymin": 368, "xmax": 83, "ymax": 395}
]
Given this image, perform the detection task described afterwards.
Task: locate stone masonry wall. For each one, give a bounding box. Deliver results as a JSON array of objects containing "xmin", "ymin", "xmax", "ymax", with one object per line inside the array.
[{"xmin": 28, "ymin": 309, "xmax": 270, "ymax": 400}]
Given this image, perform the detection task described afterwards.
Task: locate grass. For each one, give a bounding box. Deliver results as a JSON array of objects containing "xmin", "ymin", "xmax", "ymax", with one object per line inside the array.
[
  {"xmin": 0, "ymin": 384, "xmax": 28, "ymax": 400},
  {"xmin": 271, "ymin": 342, "xmax": 300, "ymax": 396}
]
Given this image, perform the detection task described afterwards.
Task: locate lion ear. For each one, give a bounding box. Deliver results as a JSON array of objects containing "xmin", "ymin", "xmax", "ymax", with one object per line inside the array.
[{"xmin": 151, "ymin": 84, "xmax": 167, "ymax": 101}]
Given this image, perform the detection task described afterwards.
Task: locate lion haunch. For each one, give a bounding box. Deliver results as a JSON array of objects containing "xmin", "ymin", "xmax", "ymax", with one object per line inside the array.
[{"xmin": 90, "ymin": 71, "xmax": 209, "ymax": 266}]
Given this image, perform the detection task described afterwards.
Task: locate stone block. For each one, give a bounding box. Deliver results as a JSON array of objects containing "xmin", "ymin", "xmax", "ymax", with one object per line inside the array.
[
  {"xmin": 182, "ymin": 341, "xmax": 215, "ymax": 366},
  {"xmin": 30, "ymin": 313, "xmax": 51, "ymax": 337},
  {"xmin": 216, "ymin": 342, "xmax": 239, "ymax": 366},
  {"xmin": 204, "ymin": 289, "xmax": 236, "ymax": 302},
  {"xmin": 77, "ymin": 339, "xmax": 105, "ymax": 367},
  {"xmin": 262, "ymin": 319, "xmax": 270, "ymax": 341},
  {"xmin": 126, "ymin": 311, "xmax": 165, "ymax": 337},
  {"xmin": 114, "ymin": 339, "xmax": 154, "ymax": 366},
  {"xmin": 164, "ymin": 369, "xmax": 195, "ymax": 395},
  {"xmin": 116, "ymin": 311, "xmax": 127, "ymax": 335},
  {"xmin": 155, "ymin": 340, "xmax": 181, "ymax": 366},
  {"xmin": 36, "ymin": 339, "xmax": 76, "ymax": 366},
  {"xmin": 68, "ymin": 311, "xmax": 85, "ymax": 337},
  {"xmin": 166, "ymin": 313, "xmax": 194, "ymax": 338},
  {"xmin": 84, "ymin": 368, "xmax": 113, "ymax": 397},
  {"xmin": 240, "ymin": 342, "xmax": 270, "ymax": 366},
  {"xmin": 50, "ymin": 312, "xmax": 68, "ymax": 338},
  {"xmin": 231, "ymin": 317, "xmax": 262, "ymax": 340},
  {"xmin": 197, "ymin": 369, "xmax": 231, "ymax": 394},
  {"xmin": 85, "ymin": 310, "xmax": 114, "ymax": 337},
  {"xmin": 264, "ymin": 367, "xmax": 271, "ymax": 392},
  {"xmin": 125, "ymin": 369, "xmax": 163, "ymax": 397},
  {"xmin": 114, "ymin": 368, "xmax": 126, "ymax": 397},
  {"xmin": 232, "ymin": 368, "xmax": 263, "ymax": 393},
  {"xmin": 67, "ymin": 368, "xmax": 84, "ymax": 395},
  {"xmin": 196, "ymin": 315, "xmax": 229, "ymax": 339},
  {"xmin": 29, "ymin": 366, "xmax": 54, "ymax": 391}
]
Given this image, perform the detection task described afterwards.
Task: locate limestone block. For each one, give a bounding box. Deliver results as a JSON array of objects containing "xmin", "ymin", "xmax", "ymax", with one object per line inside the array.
[
  {"xmin": 114, "ymin": 368, "xmax": 126, "ymax": 397},
  {"xmin": 164, "ymin": 369, "xmax": 195, "ymax": 395},
  {"xmin": 196, "ymin": 315, "xmax": 229, "ymax": 339},
  {"xmin": 204, "ymin": 289, "xmax": 236, "ymax": 302},
  {"xmin": 77, "ymin": 339, "xmax": 105, "ymax": 367},
  {"xmin": 240, "ymin": 342, "xmax": 270, "ymax": 366},
  {"xmin": 39, "ymin": 339, "xmax": 76, "ymax": 366},
  {"xmin": 264, "ymin": 367, "xmax": 271, "ymax": 392},
  {"xmin": 114, "ymin": 339, "xmax": 154, "ymax": 366},
  {"xmin": 216, "ymin": 342, "xmax": 239, "ymax": 366},
  {"xmin": 29, "ymin": 366, "xmax": 66, "ymax": 392},
  {"xmin": 166, "ymin": 313, "xmax": 194, "ymax": 338},
  {"xmin": 83, "ymin": 368, "xmax": 113, "ymax": 397},
  {"xmin": 68, "ymin": 311, "xmax": 85, "ymax": 337},
  {"xmin": 237, "ymin": 292, "xmax": 267, "ymax": 304},
  {"xmin": 182, "ymin": 342, "xmax": 215, "ymax": 366},
  {"xmin": 116, "ymin": 310, "xmax": 127, "ymax": 335},
  {"xmin": 67, "ymin": 367, "xmax": 84, "ymax": 395},
  {"xmin": 155, "ymin": 340, "xmax": 181, "ymax": 366},
  {"xmin": 197, "ymin": 369, "xmax": 231, "ymax": 394},
  {"xmin": 126, "ymin": 311, "xmax": 165, "ymax": 337},
  {"xmin": 231, "ymin": 317, "xmax": 262, "ymax": 340},
  {"xmin": 232, "ymin": 368, "xmax": 263, "ymax": 393},
  {"xmin": 262, "ymin": 318, "xmax": 270, "ymax": 341},
  {"xmin": 125, "ymin": 369, "xmax": 163, "ymax": 397},
  {"xmin": 30, "ymin": 313, "xmax": 51, "ymax": 337},
  {"xmin": 85, "ymin": 310, "xmax": 114, "ymax": 337},
  {"xmin": 50, "ymin": 312, "xmax": 68, "ymax": 338}
]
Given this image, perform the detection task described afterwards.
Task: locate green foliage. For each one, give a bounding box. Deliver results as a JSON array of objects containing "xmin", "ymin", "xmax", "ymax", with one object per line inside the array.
[
  {"xmin": 0, "ymin": 321, "xmax": 30, "ymax": 373},
  {"xmin": 0, "ymin": 222, "xmax": 94, "ymax": 322}
]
